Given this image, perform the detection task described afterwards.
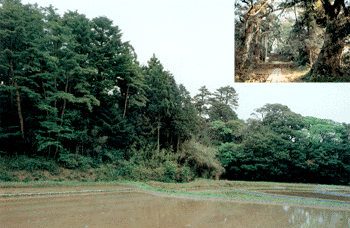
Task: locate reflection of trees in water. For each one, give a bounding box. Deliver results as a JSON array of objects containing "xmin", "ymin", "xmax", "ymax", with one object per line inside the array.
[{"xmin": 283, "ymin": 205, "xmax": 349, "ymax": 227}]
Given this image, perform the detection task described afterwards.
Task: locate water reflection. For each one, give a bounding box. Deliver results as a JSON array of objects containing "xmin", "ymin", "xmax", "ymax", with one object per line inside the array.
[
  {"xmin": 1, "ymin": 192, "xmax": 350, "ymax": 227},
  {"xmin": 283, "ymin": 205, "xmax": 348, "ymax": 228}
]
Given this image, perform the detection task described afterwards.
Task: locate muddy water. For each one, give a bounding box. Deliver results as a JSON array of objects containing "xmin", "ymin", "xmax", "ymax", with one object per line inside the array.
[{"xmin": 1, "ymin": 191, "xmax": 350, "ymax": 228}]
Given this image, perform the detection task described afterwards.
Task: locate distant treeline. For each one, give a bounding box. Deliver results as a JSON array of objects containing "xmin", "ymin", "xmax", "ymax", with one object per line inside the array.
[{"xmin": 1, "ymin": 1, "xmax": 350, "ymax": 185}]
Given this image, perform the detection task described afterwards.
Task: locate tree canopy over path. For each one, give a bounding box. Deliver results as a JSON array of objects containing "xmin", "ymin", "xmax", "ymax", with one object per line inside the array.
[{"xmin": 235, "ymin": 0, "xmax": 350, "ymax": 82}]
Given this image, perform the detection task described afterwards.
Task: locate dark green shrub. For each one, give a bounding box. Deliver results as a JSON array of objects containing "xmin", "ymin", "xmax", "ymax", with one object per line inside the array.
[
  {"xmin": 23, "ymin": 158, "xmax": 43, "ymax": 172},
  {"xmin": 95, "ymin": 164, "xmax": 123, "ymax": 181},
  {"xmin": 39, "ymin": 158, "xmax": 57, "ymax": 172},
  {"xmin": 6, "ymin": 156, "xmax": 57, "ymax": 172},
  {"xmin": 121, "ymin": 143, "xmax": 188, "ymax": 182},
  {"xmin": 0, "ymin": 170, "xmax": 18, "ymax": 182},
  {"xmin": 58, "ymin": 153, "xmax": 93, "ymax": 171},
  {"xmin": 180, "ymin": 139, "xmax": 225, "ymax": 179},
  {"xmin": 101, "ymin": 148, "xmax": 124, "ymax": 164},
  {"xmin": 6, "ymin": 158, "xmax": 21, "ymax": 171},
  {"xmin": 174, "ymin": 166, "xmax": 195, "ymax": 183},
  {"xmin": 163, "ymin": 161, "xmax": 177, "ymax": 182}
]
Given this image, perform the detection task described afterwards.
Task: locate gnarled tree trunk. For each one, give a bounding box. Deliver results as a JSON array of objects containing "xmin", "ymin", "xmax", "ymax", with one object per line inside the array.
[
  {"xmin": 310, "ymin": 21, "xmax": 346, "ymax": 78},
  {"xmin": 252, "ymin": 22, "xmax": 261, "ymax": 63},
  {"xmin": 309, "ymin": 0, "xmax": 350, "ymax": 80},
  {"xmin": 240, "ymin": 22, "xmax": 255, "ymax": 70}
]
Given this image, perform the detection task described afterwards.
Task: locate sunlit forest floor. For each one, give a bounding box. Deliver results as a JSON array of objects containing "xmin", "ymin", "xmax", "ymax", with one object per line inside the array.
[{"xmin": 235, "ymin": 54, "xmax": 311, "ymax": 83}]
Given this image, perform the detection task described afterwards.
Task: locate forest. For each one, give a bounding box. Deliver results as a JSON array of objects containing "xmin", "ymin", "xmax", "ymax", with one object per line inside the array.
[
  {"xmin": 1, "ymin": 0, "xmax": 350, "ymax": 185},
  {"xmin": 235, "ymin": 0, "xmax": 350, "ymax": 82}
]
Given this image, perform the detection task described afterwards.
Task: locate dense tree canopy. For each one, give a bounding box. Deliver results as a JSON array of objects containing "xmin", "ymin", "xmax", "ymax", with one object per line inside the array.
[
  {"xmin": 216, "ymin": 104, "xmax": 350, "ymax": 184},
  {"xmin": 1, "ymin": 0, "xmax": 350, "ymax": 185}
]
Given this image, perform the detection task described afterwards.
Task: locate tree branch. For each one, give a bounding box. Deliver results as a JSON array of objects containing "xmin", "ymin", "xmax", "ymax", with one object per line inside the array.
[{"xmin": 249, "ymin": 0, "xmax": 270, "ymax": 17}]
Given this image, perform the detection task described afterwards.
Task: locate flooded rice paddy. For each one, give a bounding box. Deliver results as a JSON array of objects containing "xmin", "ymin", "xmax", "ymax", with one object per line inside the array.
[{"xmin": 1, "ymin": 187, "xmax": 350, "ymax": 228}]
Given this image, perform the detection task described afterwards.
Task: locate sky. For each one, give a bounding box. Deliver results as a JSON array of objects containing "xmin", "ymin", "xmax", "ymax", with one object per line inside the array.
[
  {"xmin": 23, "ymin": 0, "xmax": 235, "ymax": 95},
  {"xmin": 233, "ymin": 83, "xmax": 350, "ymax": 124},
  {"xmin": 21, "ymin": 0, "xmax": 350, "ymax": 124}
]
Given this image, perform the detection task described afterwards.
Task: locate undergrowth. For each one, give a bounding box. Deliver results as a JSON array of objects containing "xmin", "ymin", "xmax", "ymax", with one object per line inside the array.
[{"xmin": 0, "ymin": 139, "xmax": 224, "ymax": 183}]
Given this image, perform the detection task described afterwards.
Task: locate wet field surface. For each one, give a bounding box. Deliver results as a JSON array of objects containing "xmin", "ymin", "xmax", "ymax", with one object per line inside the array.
[
  {"xmin": 1, "ymin": 189, "xmax": 350, "ymax": 228},
  {"xmin": 234, "ymin": 189, "xmax": 350, "ymax": 203}
]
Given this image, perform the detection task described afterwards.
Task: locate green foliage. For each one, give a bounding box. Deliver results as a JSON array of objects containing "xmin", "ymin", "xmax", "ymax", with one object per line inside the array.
[
  {"xmin": 208, "ymin": 102, "xmax": 238, "ymax": 122},
  {"xmin": 215, "ymin": 103, "xmax": 350, "ymax": 185},
  {"xmin": 121, "ymin": 142, "xmax": 195, "ymax": 183},
  {"xmin": 210, "ymin": 120, "xmax": 246, "ymax": 145},
  {"xmin": 253, "ymin": 103, "xmax": 305, "ymax": 142},
  {"xmin": 94, "ymin": 164, "xmax": 123, "ymax": 181},
  {"xmin": 58, "ymin": 153, "xmax": 93, "ymax": 171},
  {"xmin": 180, "ymin": 139, "xmax": 224, "ymax": 179},
  {"xmin": 5, "ymin": 156, "xmax": 57, "ymax": 172},
  {"xmin": 0, "ymin": 1, "xmax": 204, "ymax": 183},
  {"xmin": 302, "ymin": 117, "xmax": 344, "ymax": 145},
  {"xmin": 212, "ymin": 86, "xmax": 239, "ymax": 110},
  {"xmin": 1, "ymin": 0, "xmax": 350, "ymax": 186},
  {"xmin": 218, "ymin": 142, "xmax": 241, "ymax": 168},
  {"xmin": 193, "ymin": 85, "xmax": 239, "ymax": 122},
  {"xmin": 0, "ymin": 170, "xmax": 18, "ymax": 182},
  {"xmin": 193, "ymin": 86, "xmax": 211, "ymax": 117}
]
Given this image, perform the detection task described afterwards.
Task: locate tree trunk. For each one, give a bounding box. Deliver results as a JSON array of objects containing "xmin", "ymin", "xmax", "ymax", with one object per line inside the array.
[
  {"xmin": 10, "ymin": 62, "xmax": 24, "ymax": 139},
  {"xmin": 54, "ymin": 134, "xmax": 59, "ymax": 160},
  {"xmin": 309, "ymin": 51, "xmax": 314, "ymax": 66},
  {"xmin": 310, "ymin": 21, "xmax": 346, "ymax": 79},
  {"xmin": 252, "ymin": 22, "xmax": 261, "ymax": 64},
  {"xmin": 240, "ymin": 26, "xmax": 255, "ymax": 70},
  {"xmin": 60, "ymin": 77, "xmax": 69, "ymax": 125},
  {"xmin": 157, "ymin": 120, "xmax": 160, "ymax": 153},
  {"xmin": 123, "ymin": 85, "xmax": 129, "ymax": 118},
  {"xmin": 239, "ymin": 16, "xmax": 256, "ymax": 70},
  {"xmin": 177, "ymin": 136, "xmax": 180, "ymax": 152},
  {"xmin": 264, "ymin": 36, "xmax": 268, "ymax": 63},
  {"xmin": 13, "ymin": 80, "xmax": 24, "ymax": 139}
]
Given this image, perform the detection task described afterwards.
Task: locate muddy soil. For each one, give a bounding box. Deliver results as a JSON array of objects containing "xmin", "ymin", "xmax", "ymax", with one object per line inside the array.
[
  {"xmin": 0, "ymin": 184, "xmax": 137, "ymax": 196},
  {"xmin": 1, "ymin": 180, "xmax": 350, "ymax": 227},
  {"xmin": 1, "ymin": 191, "xmax": 350, "ymax": 228},
  {"xmin": 263, "ymin": 190, "xmax": 350, "ymax": 202}
]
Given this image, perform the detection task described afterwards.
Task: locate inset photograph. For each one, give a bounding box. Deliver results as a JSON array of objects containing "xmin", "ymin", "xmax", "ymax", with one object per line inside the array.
[{"xmin": 235, "ymin": 0, "xmax": 350, "ymax": 82}]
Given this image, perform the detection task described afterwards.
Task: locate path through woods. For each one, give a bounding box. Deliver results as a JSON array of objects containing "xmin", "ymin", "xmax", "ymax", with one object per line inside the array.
[
  {"xmin": 266, "ymin": 68, "xmax": 283, "ymax": 82},
  {"xmin": 235, "ymin": 54, "xmax": 311, "ymax": 83}
]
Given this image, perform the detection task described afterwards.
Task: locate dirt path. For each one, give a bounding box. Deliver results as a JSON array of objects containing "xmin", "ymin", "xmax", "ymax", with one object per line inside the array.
[
  {"xmin": 235, "ymin": 54, "xmax": 311, "ymax": 82},
  {"xmin": 262, "ymin": 62, "xmax": 299, "ymax": 83},
  {"xmin": 266, "ymin": 68, "xmax": 283, "ymax": 82},
  {"xmin": 235, "ymin": 63, "xmax": 298, "ymax": 83}
]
